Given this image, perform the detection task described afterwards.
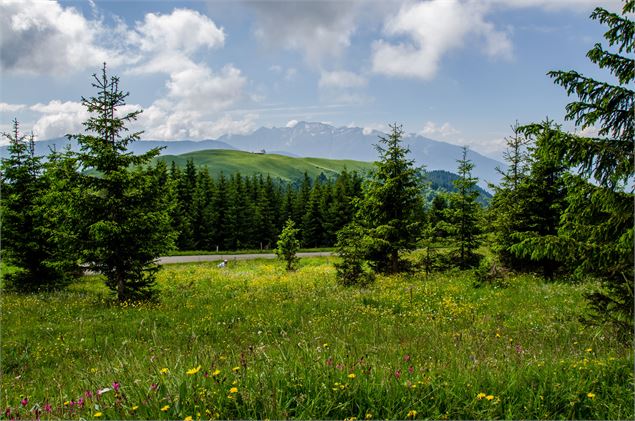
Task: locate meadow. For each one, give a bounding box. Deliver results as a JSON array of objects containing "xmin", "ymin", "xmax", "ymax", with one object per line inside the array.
[{"xmin": 1, "ymin": 257, "xmax": 633, "ymax": 420}]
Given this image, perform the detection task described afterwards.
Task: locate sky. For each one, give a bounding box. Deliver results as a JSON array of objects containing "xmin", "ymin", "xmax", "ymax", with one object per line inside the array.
[{"xmin": 0, "ymin": 0, "xmax": 624, "ymax": 159}]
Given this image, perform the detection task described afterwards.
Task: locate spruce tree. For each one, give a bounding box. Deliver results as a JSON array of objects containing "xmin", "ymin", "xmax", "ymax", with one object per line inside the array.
[
  {"xmin": 543, "ymin": 0, "xmax": 633, "ymax": 335},
  {"xmin": 507, "ymin": 121, "xmax": 568, "ymax": 278},
  {"xmin": 357, "ymin": 124, "xmax": 425, "ymax": 274},
  {"xmin": 275, "ymin": 219, "xmax": 301, "ymax": 271},
  {"xmin": 1, "ymin": 120, "xmax": 75, "ymax": 290},
  {"xmin": 446, "ymin": 146, "xmax": 482, "ymax": 268},
  {"xmin": 69, "ymin": 64, "xmax": 175, "ymax": 301},
  {"xmin": 489, "ymin": 122, "xmax": 531, "ymax": 269}
]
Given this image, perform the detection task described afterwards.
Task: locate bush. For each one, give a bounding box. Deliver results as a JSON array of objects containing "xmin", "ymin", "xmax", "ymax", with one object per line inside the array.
[{"xmin": 473, "ymin": 256, "xmax": 510, "ymax": 288}]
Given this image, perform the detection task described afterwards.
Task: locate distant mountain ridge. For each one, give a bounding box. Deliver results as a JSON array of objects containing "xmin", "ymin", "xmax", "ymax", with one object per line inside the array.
[{"xmin": 1, "ymin": 121, "xmax": 504, "ymax": 188}]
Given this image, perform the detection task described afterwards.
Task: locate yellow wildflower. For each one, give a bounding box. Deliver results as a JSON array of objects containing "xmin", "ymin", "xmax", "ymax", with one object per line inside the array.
[
  {"xmin": 348, "ymin": 373, "xmax": 356, "ymax": 379},
  {"xmin": 587, "ymin": 392, "xmax": 596, "ymax": 399},
  {"xmin": 161, "ymin": 405, "xmax": 170, "ymax": 412},
  {"xmin": 229, "ymin": 387, "xmax": 238, "ymax": 393},
  {"xmin": 186, "ymin": 365, "xmax": 201, "ymax": 375},
  {"xmin": 365, "ymin": 413, "xmax": 373, "ymax": 419},
  {"xmin": 232, "ymin": 366, "xmax": 240, "ymax": 372},
  {"xmin": 132, "ymin": 405, "xmax": 139, "ymax": 411},
  {"xmin": 64, "ymin": 401, "xmax": 70, "ymax": 406},
  {"xmin": 160, "ymin": 368, "xmax": 169, "ymax": 374},
  {"xmin": 586, "ymin": 348, "xmax": 593, "ymax": 353},
  {"xmin": 407, "ymin": 410, "xmax": 417, "ymax": 418},
  {"xmin": 212, "ymin": 369, "xmax": 221, "ymax": 376},
  {"xmin": 476, "ymin": 393, "xmax": 486, "ymax": 400},
  {"xmin": 95, "ymin": 412, "xmax": 103, "ymax": 417},
  {"xmin": 486, "ymin": 395, "xmax": 495, "ymax": 401},
  {"xmin": 184, "ymin": 417, "xmax": 193, "ymax": 421}
]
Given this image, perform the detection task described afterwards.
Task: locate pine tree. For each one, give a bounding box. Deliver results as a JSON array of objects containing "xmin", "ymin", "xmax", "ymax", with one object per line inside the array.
[
  {"xmin": 446, "ymin": 146, "xmax": 482, "ymax": 268},
  {"xmin": 507, "ymin": 121, "xmax": 568, "ymax": 278},
  {"xmin": 69, "ymin": 64, "xmax": 175, "ymax": 301},
  {"xmin": 542, "ymin": 0, "xmax": 633, "ymax": 335},
  {"xmin": 0, "ymin": 120, "xmax": 75, "ymax": 290},
  {"xmin": 275, "ymin": 219, "xmax": 301, "ymax": 271},
  {"xmin": 357, "ymin": 124, "xmax": 425, "ymax": 274},
  {"xmin": 302, "ymin": 180, "xmax": 325, "ymax": 247},
  {"xmin": 489, "ymin": 122, "xmax": 531, "ymax": 268}
]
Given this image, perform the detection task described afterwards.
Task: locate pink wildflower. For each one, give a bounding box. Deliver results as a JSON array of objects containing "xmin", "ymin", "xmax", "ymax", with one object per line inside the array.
[
  {"xmin": 21, "ymin": 398, "xmax": 28, "ymax": 407},
  {"xmin": 43, "ymin": 403, "xmax": 52, "ymax": 413},
  {"xmin": 408, "ymin": 365, "xmax": 414, "ymax": 374},
  {"xmin": 112, "ymin": 382, "xmax": 121, "ymax": 392},
  {"xmin": 85, "ymin": 390, "xmax": 93, "ymax": 399},
  {"xmin": 403, "ymin": 354, "xmax": 411, "ymax": 362},
  {"xmin": 394, "ymin": 370, "xmax": 401, "ymax": 379},
  {"xmin": 150, "ymin": 383, "xmax": 158, "ymax": 391}
]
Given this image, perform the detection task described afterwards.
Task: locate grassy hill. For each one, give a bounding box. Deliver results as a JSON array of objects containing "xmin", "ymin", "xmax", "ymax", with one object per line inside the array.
[
  {"xmin": 156, "ymin": 149, "xmax": 374, "ymax": 181},
  {"xmin": 157, "ymin": 149, "xmax": 492, "ymax": 201}
]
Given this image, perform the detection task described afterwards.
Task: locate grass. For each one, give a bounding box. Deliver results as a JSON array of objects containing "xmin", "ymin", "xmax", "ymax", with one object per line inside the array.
[
  {"xmin": 155, "ymin": 149, "xmax": 374, "ymax": 182},
  {"xmin": 1, "ymin": 257, "xmax": 633, "ymax": 420}
]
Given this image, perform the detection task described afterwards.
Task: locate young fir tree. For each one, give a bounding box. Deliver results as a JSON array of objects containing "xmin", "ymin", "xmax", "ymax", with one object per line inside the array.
[
  {"xmin": 69, "ymin": 64, "xmax": 175, "ymax": 301},
  {"xmin": 0, "ymin": 120, "xmax": 75, "ymax": 290},
  {"xmin": 275, "ymin": 219, "xmax": 301, "ymax": 271},
  {"xmin": 507, "ymin": 121, "xmax": 568, "ymax": 278},
  {"xmin": 357, "ymin": 124, "xmax": 425, "ymax": 274},
  {"xmin": 446, "ymin": 146, "xmax": 482, "ymax": 268},
  {"xmin": 542, "ymin": 0, "xmax": 634, "ymax": 336},
  {"xmin": 489, "ymin": 122, "xmax": 531, "ymax": 269}
]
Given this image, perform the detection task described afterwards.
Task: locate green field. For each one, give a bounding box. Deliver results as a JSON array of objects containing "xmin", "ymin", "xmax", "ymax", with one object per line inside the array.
[
  {"xmin": 2, "ymin": 257, "xmax": 633, "ymax": 420},
  {"xmin": 156, "ymin": 150, "xmax": 374, "ymax": 181}
]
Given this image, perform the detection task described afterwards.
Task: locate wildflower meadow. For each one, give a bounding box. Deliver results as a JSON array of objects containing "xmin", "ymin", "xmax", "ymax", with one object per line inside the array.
[{"xmin": 1, "ymin": 258, "xmax": 633, "ymax": 420}]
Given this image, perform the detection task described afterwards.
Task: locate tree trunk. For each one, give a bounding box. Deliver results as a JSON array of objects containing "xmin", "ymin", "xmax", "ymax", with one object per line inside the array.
[
  {"xmin": 117, "ymin": 272, "xmax": 125, "ymax": 302},
  {"xmin": 390, "ymin": 250, "xmax": 399, "ymax": 274}
]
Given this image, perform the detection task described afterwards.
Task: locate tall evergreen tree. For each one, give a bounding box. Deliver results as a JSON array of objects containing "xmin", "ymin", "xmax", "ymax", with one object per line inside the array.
[
  {"xmin": 1, "ymin": 120, "xmax": 74, "ymax": 290},
  {"xmin": 69, "ymin": 64, "xmax": 175, "ymax": 301},
  {"xmin": 541, "ymin": 0, "xmax": 634, "ymax": 335},
  {"xmin": 508, "ymin": 121, "xmax": 568, "ymax": 278},
  {"xmin": 302, "ymin": 180, "xmax": 325, "ymax": 247},
  {"xmin": 446, "ymin": 146, "xmax": 482, "ymax": 268},
  {"xmin": 357, "ymin": 124, "xmax": 425, "ymax": 274},
  {"xmin": 489, "ymin": 122, "xmax": 531, "ymax": 269}
]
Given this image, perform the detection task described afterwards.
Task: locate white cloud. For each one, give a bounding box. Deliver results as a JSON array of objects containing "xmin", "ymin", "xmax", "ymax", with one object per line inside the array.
[
  {"xmin": 372, "ymin": 0, "xmax": 512, "ymax": 80},
  {"xmin": 0, "ymin": 102, "xmax": 26, "ymax": 112},
  {"xmin": 165, "ymin": 64, "xmax": 246, "ymax": 112},
  {"xmin": 249, "ymin": 0, "xmax": 361, "ymax": 66},
  {"xmin": 141, "ymin": 110, "xmax": 257, "ymax": 140},
  {"xmin": 0, "ymin": 0, "xmax": 125, "ymax": 75},
  {"xmin": 421, "ymin": 121, "xmax": 460, "ymax": 138},
  {"xmin": 493, "ymin": 0, "xmax": 622, "ymax": 12},
  {"xmin": 575, "ymin": 125, "xmax": 600, "ymax": 138},
  {"xmin": 319, "ymin": 71, "xmax": 367, "ymax": 89},
  {"xmin": 28, "ymin": 100, "xmax": 89, "ymax": 139},
  {"xmin": 130, "ymin": 8, "xmax": 224, "ymax": 55}
]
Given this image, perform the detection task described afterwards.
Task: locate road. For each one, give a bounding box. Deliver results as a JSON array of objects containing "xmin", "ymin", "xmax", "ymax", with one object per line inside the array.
[{"xmin": 158, "ymin": 251, "xmax": 333, "ymax": 265}]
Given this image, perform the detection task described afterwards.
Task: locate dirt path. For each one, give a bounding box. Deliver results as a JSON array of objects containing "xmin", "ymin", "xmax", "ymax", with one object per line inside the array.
[{"xmin": 158, "ymin": 251, "xmax": 333, "ymax": 265}]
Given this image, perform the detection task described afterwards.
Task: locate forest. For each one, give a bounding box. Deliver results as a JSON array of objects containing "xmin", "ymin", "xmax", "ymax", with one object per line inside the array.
[{"xmin": 0, "ymin": 1, "xmax": 633, "ymax": 420}]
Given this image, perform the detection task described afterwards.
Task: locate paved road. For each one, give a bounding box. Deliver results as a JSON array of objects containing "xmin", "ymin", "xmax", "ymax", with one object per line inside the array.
[{"xmin": 158, "ymin": 251, "xmax": 333, "ymax": 265}]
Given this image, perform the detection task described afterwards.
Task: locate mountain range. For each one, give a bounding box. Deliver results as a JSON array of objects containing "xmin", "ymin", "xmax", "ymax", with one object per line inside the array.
[{"xmin": 1, "ymin": 121, "xmax": 504, "ymax": 187}]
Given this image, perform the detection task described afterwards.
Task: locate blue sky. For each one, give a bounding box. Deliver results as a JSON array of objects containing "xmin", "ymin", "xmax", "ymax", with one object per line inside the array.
[{"xmin": 0, "ymin": 0, "xmax": 623, "ymax": 158}]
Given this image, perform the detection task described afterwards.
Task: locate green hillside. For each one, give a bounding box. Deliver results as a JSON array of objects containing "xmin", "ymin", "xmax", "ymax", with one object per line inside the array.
[
  {"xmin": 158, "ymin": 149, "xmax": 492, "ymax": 202},
  {"xmin": 156, "ymin": 149, "xmax": 374, "ymax": 181}
]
